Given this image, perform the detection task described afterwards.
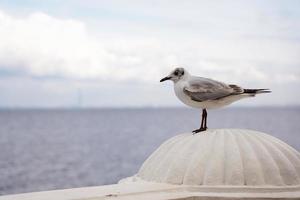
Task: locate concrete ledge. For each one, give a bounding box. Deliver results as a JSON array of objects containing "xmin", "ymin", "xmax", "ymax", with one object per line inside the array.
[
  {"xmin": 0, "ymin": 182, "xmax": 179, "ymax": 200},
  {"xmin": 0, "ymin": 181, "xmax": 300, "ymax": 200}
]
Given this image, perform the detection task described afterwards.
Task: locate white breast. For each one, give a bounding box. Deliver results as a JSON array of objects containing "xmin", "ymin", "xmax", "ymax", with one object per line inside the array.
[{"xmin": 174, "ymin": 81, "xmax": 205, "ymax": 109}]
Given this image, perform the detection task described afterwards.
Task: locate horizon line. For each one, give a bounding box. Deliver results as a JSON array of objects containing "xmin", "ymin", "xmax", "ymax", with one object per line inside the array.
[{"xmin": 0, "ymin": 105, "xmax": 299, "ymax": 110}]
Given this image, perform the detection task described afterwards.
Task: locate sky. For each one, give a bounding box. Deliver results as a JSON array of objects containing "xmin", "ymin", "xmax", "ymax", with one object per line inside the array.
[{"xmin": 0, "ymin": 0, "xmax": 299, "ymax": 108}]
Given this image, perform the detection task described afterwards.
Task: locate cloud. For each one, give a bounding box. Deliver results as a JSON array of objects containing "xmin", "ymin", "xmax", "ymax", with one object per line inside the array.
[
  {"xmin": 0, "ymin": 9, "xmax": 299, "ymax": 84},
  {"xmin": 0, "ymin": 10, "xmax": 113, "ymax": 79},
  {"xmin": 0, "ymin": 10, "xmax": 177, "ymax": 82},
  {"xmin": 0, "ymin": 5, "xmax": 299, "ymax": 107}
]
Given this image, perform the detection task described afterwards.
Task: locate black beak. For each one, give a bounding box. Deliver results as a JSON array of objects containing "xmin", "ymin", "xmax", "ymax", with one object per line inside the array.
[{"xmin": 160, "ymin": 76, "xmax": 171, "ymax": 82}]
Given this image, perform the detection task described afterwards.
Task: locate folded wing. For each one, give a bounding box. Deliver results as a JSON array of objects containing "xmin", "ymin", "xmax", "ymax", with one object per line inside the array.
[{"xmin": 183, "ymin": 78, "xmax": 243, "ymax": 102}]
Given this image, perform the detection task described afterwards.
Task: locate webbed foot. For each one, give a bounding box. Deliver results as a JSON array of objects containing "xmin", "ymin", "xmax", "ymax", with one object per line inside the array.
[{"xmin": 192, "ymin": 127, "xmax": 207, "ymax": 134}]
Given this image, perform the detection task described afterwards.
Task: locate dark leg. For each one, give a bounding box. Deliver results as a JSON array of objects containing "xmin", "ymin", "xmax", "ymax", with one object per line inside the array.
[
  {"xmin": 203, "ymin": 109, "xmax": 208, "ymax": 129},
  {"xmin": 193, "ymin": 109, "xmax": 207, "ymax": 134},
  {"xmin": 200, "ymin": 110, "xmax": 205, "ymax": 129}
]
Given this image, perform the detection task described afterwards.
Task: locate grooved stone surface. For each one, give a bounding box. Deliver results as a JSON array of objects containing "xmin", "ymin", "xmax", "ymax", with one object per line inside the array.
[{"xmin": 138, "ymin": 129, "xmax": 300, "ymax": 186}]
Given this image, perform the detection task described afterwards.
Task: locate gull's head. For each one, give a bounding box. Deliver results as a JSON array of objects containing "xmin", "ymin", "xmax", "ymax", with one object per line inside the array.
[{"xmin": 160, "ymin": 67, "xmax": 188, "ymax": 83}]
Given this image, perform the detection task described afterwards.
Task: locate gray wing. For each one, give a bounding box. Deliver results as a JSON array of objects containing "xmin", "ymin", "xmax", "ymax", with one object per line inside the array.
[{"xmin": 183, "ymin": 78, "xmax": 243, "ymax": 102}]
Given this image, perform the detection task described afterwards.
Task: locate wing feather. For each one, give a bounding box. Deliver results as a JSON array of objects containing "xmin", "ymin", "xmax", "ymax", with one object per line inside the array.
[{"xmin": 183, "ymin": 78, "xmax": 243, "ymax": 102}]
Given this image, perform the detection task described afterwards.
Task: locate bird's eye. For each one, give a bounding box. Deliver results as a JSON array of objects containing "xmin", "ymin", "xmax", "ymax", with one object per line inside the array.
[{"xmin": 174, "ymin": 71, "xmax": 179, "ymax": 76}]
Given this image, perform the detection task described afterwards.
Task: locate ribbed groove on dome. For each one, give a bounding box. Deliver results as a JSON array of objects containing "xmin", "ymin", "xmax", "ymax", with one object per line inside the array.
[
  {"xmin": 235, "ymin": 132, "xmax": 265, "ymax": 185},
  {"xmin": 259, "ymin": 133, "xmax": 300, "ymax": 177},
  {"xmin": 158, "ymin": 135, "xmax": 191, "ymax": 183},
  {"xmin": 139, "ymin": 134, "xmax": 185, "ymax": 180},
  {"xmin": 224, "ymin": 130, "xmax": 244, "ymax": 185},
  {"xmin": 244, "ymin": 131, "xmax": 284, "ymax": 185},
  {"xmin": 252, "ymin": 133, "xmax": 300, "ymax": 185},
  {"xmin": 182, "ymin": 131, "xmax": 217, "ymax": 185},
  {"xmin": 163, "ymin": 135, "xmax": 190, "ymax": 183},
  {"xmin": 164, "ymin": 134, "xmax": 199, "ymax": 184},
  {"xmin": 203, "ymin": 131, "xmax": 225, "ymax": 185},
  {"xmin": 231, "ymin": 130, "xmax": 247, "ymax": 185},
  {"xmin": 179, "ymin": 134, "xmax": 203, "ymax": 184},
  {"xmin": 263, "ymin": 134, "xmax": 300, "ymax": 181},
  {"xmin": 261, "ymin": 133, "xmax": 300, "ymax": 161},
  {"xmin": 263, "ymin": 133, "xmax": 300, "ymax": 180},
  {"xmin": 183, "ymin": 133, "xmax": 209, "ymax": 184},
  {"xmin": 181, "ymin": 134, "xmax": 203, "ymax": 185},
  {"xmin": 152, "ymin": 134, "xmax": 188, "ymax": 181},
  {"xmin": 198, "ymin": 131, "xmax": 219, "ymax": 185}
]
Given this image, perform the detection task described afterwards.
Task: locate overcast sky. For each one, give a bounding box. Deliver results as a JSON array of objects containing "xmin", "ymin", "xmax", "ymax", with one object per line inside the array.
[{"xmin": 0, "ymin": 0, "xmax": 299, "ymax": 108}]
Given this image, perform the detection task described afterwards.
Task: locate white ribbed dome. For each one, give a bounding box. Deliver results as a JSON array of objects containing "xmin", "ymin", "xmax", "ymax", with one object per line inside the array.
[{"xmin": 138, "ymin": 129, "xmax": 300, "ymax": 186}]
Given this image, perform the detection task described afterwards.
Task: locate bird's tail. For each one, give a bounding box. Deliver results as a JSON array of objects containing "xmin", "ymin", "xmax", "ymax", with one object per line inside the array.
[{"xmin": 243, "ymin": 88, "xmax": 271, "ymax": 94}]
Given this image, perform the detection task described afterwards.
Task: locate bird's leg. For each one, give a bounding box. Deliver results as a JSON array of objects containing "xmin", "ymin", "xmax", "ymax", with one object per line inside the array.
[
  {"xmin": 192, "ymin": 109, "xmax": 207, "ymax": 134},
  {"xmin": 203, "ymin": 109, "xmax": 208, "ymax": 130}
]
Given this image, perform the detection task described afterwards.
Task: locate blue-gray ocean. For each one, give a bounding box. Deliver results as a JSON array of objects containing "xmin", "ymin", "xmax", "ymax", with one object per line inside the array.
[{"xmin": 0, "ymin": 107, "xmax": 299, "ymax": 195}]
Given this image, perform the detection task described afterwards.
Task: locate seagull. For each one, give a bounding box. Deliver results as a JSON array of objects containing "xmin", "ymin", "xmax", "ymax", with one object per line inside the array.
[{"xmin": 160, "ymin": 67, "xmax": 271, "ymax": 133}]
